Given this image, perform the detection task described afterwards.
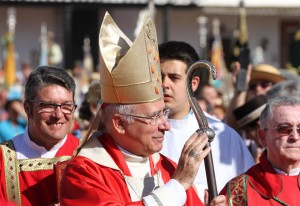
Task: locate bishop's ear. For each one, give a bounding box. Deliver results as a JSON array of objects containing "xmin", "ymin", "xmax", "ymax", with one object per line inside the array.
[{"xmin": 112, "ymin": 114, "xmax": 125, "ymax": 134}]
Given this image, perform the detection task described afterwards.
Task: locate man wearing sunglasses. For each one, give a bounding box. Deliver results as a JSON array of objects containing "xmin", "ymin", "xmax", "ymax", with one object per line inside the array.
[
  {"xmin": 226, "ymin": 63, "xmax": 286, "ymax": 130},
  {"xmin": 0, "ymin": 66, "xmax": 79, "ymax": 205},
  {"xmin": 221, "ymin": 96, "xmax": 300, "ymax": 205}
]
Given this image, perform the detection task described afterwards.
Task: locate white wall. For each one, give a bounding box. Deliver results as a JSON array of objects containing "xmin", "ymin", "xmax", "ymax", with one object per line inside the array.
[{"xmin": 0, "ymin": 5, "xmax": 299, "ymax": 71}]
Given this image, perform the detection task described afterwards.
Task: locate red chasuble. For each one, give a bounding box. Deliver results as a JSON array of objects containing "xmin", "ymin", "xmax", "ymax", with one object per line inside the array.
[
  {"xmin": 220, "ymin": 151, "xmax": 300, "ymax": 206},
  {"xmin": 0, "ymin": 134, "xmax": 79, "ymax": 206},
  {"xmin": 60, "ymin": 134, "xmax": 203, "ymax": 206}
]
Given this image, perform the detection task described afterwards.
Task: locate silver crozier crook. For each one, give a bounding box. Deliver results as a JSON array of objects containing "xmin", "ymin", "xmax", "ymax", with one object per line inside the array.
[{"xmin": 186, "ymin": 60, "xmax": 218, "ymax": 202}]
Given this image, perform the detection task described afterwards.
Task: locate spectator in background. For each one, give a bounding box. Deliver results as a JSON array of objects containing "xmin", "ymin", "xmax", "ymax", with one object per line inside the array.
[
  {"xmin": 20, "ymin": 61, "xmax": 33, "ymax": 84},
  {"xmin": 0, "ymin": 89, "xmax": 8, "ymax": 121},
  {"xmin": 226, "ymin": 63, "xmax": 286, "ymax": 129},
  {"xmin": 197, "ymin": 83, "xmax": 222, "ymax": 109},
  {"xmin": 11, "ymin": 61, "xmax": 33, "ymax": 102},
  {"xmin": 267, "ymin": 79, "xmax": 300, "ymax": 99},
  {"xmin": 68, "ymin": 61, "xmax": 92, "ymax": 139},
  {"xmin": 196, "ymin": 96, "xmax": 211, "ymax": 113},
  {"xmin": 78, "ymin": 81, "xmax": 101, "ymax": 138},
  {"xmin": 279, "ymin": 68, "xmax": 300, "ymax": 82},
  {"xmin": 196, "ymin": 83, "xmax": 226, "ymax": 121},
  {"xmin": 211, "ymin": 104, "xmax": 227, "ymax": 122},
  {"xmin": 0, "ymin": 91, "xmax": 27, "ymax": 142},
  {"xmin": 233, "ymin": 95, "xmax": 267, "ymax": 163},
  {"xmin": 247, "ymin": 64, "xmax": 285, "ymax": 100},
  {"xmin": 70, "ymin": 60, "xmax": 90, "ymax": 118}
]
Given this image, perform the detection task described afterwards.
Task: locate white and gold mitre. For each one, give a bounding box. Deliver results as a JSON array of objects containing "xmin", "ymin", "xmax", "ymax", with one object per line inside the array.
[{"xmin": 99, "ymin": 12, "xmax": 163, "ymax": 104}]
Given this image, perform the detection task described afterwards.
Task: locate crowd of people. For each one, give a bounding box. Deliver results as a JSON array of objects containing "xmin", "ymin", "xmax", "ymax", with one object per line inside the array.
[{"xmin": 0, "ymin": 11, "xmax": 299, "ymax": 206}]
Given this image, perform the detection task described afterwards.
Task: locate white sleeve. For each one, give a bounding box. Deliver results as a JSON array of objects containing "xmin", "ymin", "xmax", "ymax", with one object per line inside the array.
[{"xmin": 142, "ymin": 179, "xmax": 186, "ymax": 206}]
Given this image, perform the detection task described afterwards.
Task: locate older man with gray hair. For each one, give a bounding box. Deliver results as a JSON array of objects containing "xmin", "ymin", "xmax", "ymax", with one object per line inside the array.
[
  {"xmin": 60, "ymin": 12, "xmax": 226, "ymax": 206},
  {"xmin": 221, "ymin": 96, "xmax": 300, "ymax": 205}
]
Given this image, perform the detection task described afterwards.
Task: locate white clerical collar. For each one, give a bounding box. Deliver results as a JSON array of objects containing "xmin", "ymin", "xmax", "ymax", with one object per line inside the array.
[
  {"xmin": 267, "ymin": 154, "xmax": 300, "ymax": 176},
  {"xmin": 117, "ymin": 145, "xmax": 148, "ymax": 162},
  {"xmin": 117, "ymin": 145, "xmax": 151, "ymax": 178},
  {"xmin": 15, "ymin": 126, "xmax": 67, "ymax": 159},
  {"xmin": 273, "ymin": 166, "xmax": 300, "ymax": 176}
]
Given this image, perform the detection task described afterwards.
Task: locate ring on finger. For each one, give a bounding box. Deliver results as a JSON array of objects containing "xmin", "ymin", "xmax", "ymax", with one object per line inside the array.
[{"xmin": 189, "ymin": 149, "xmax": 198, "ymax": 158}]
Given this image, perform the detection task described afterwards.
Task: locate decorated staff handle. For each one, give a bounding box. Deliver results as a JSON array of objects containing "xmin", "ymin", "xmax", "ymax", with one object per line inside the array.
[{"xmin": 186, "ymin": 60, "xmax": 218, "ymax": 202}]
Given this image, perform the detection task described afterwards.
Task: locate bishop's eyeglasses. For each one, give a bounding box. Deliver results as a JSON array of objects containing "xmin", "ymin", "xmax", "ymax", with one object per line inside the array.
[
  {"xmin": 28, "ymin": 100, "xmax": 77, "ymax": 114},
  {"xmin": 119, "ymin": 109, "xmax": 170, "ymax": 126}
]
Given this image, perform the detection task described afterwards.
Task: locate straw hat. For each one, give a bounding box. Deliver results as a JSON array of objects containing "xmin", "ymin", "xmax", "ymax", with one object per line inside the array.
[{"xmin": 250, "ymin": 64, "xmax": 286, "ymax": 84}]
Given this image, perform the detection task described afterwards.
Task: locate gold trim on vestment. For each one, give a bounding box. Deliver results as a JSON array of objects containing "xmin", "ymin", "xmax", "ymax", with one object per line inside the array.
[
  {"xmin": 18, "ymin": 156, "xmax": 71, "ymax": 171},
  {"xmin": 227, "ymin": 174, "xmax": 247, "ymax": 206},
  {"xmin": 1, "ymin": 141, "xmax": 21, "ymax": 205},
  {"xmin": 0, "ymin": 141, "xmax": 71, "ymax": 205}
]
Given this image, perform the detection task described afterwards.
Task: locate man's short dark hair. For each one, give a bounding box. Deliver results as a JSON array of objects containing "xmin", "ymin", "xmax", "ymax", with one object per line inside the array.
[
  {"xmin": 159, "ymin": 41, "xmax": 202, "ymax": 94},
  {"xmin": 158, "ymin": 41, "xmax": 200, "ymax": 71}
]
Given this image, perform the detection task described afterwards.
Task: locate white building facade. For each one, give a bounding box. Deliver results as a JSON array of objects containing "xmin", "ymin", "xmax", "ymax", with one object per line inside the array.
[{"xmin": 0, "ymin": 0, "xmax": 300, "ymax": 73}]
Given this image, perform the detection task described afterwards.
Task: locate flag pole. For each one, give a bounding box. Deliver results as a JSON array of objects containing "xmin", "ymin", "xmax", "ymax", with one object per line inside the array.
[
  {"xmin": 197, "ymin": 15, "xmax": 209, "ymax": 84},
  {"xmin": 3, "ymin": 7, "xmax": 16, "ymax": 90},
  {"xmin": 134, "ymin": 0, "xmax": 156, "ymax": 37},
  {"xmin": 39, "ymin": 23, "xmax": 48, "ymax": 66},
  {"xmin": 83, "ymin": 37, "xmax": 94, "ymax": 77}
]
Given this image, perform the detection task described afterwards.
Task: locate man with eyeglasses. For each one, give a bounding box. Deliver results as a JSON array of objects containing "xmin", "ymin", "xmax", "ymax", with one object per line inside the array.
[
  {"xmin": 0, "ymin": 66, "xmax": 79, "ymax": 206},
  {"xmin": 119, "ymin": 109, "xmax": 170, "ymax": 126},
  {"xmin": 60, "ymin": 12, "xmax": 226, "ymax": 206},
  {"xmin": 220, "ymin": 96, "xmax": 300, "ymax": 205}
]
